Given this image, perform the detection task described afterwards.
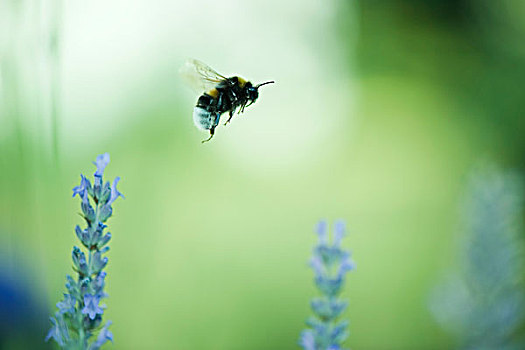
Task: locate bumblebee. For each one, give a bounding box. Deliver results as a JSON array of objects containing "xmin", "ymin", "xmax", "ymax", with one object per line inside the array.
[{"xmin": 180, "ymin": 59, "xmax": 274, "ymax": 142}]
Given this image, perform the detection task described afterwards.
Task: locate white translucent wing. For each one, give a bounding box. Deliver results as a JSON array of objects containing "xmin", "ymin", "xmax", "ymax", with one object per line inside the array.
[{"xmin": 179, "ymin": 59, "xmax": 227, "ymax": 93}]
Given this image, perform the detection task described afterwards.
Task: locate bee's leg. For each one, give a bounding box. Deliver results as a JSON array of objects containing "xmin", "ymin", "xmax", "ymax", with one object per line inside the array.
[
  {"xmin": 202, "ymin": 113, "xmax": 220, "ymax": 143},
  {"xmin": 238, "ymin": 102, "xmax": 247, "ymax": 114},
  {"xmin": 202, "ymin": 127, "xmax": 215, "ymax": 143},
  {"xmin": 224, "ymin": 109, "xmax": 235, "ymax": 125},
  {"xmin": 213, "ymin": 112, "xmax": 221, "ymax": 126}
]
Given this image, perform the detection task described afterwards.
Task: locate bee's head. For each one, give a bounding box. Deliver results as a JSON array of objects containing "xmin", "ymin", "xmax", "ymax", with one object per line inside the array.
[
  {"xmin": 246, "ymin": 80, "xmax": 274, "ymax": 105},
  {"xmin": 246, "ymin": 84, "xmax": 259, "ymax": 103}
]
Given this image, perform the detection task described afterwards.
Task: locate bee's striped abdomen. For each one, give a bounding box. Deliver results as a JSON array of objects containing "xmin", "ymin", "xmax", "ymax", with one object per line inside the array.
[
  {"xmin": 206, "ymin": 88, "xmax": 219, "ymax": 99},
  {"xmin": 193, "ymin": 93, "xmax": 218, "ymax": 130}
]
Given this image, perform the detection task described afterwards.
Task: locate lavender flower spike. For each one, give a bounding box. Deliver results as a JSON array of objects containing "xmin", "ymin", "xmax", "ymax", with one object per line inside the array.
[
  {"xmin": 299, "ymin": 220, "xmax": 354, "ymax": 350},
  {"xmin": 47, "ymin": 153, "xmax": 123, "ymax": 349}
]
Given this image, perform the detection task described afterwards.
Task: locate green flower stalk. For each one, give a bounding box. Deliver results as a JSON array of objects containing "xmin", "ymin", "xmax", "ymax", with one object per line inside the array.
[{"xmin": 46, "ymin": 153, "xmax": 123, "ymax": 349}]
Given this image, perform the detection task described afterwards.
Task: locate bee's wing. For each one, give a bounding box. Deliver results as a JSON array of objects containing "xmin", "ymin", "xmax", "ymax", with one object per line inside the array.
[{"xmin": 179, "ymin": 59, "xmax": 227, "ymax": 93}]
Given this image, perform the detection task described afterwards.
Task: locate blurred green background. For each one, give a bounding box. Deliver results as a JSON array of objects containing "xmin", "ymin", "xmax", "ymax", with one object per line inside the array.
[{"xmin": 1, "ymin": 0, "xmax": 524, "ymax": 349}]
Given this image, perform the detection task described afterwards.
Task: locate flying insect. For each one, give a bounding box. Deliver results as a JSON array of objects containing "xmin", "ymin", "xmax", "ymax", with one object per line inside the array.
[{"xmin": 180, "ymin": 59, "xmax": 274, "ymax": 143}]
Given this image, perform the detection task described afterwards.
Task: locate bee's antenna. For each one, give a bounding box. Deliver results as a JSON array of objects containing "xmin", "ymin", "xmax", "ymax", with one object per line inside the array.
[{"xmin": 256, "ymin": 81, "xmax": 275, "ymax": 89}]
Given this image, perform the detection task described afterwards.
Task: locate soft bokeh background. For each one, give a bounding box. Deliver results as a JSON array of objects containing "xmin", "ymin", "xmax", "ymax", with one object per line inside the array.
[{"xmin": 1, "ymin": 0, "xmax": 524, "ymax": 349}]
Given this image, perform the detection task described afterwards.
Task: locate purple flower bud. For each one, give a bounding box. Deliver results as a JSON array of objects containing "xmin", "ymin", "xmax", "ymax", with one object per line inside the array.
[
  {"xmin": 333, "ymin": 220, "xmax": 346, "ymax": 246},
  {"xmin": 310, "ymin": 256, "xmax": 324, "ymax": 276},
  {"xmin": 90, "ymin": 321, "xmax": 113, "ymax": 349},
  {"xmin": 65, "ymin": 275, "xmax": 78, "ymax": 296},
  {"xmin": 45, "ymin": 315, "xmax": 69, "ymax": 346},
  {"xmin": 91, "ymin": 251, "xmax": 108, "ymax": 274},
  {"xmin": 98, "ymin": 204, "xmax": 113, "ymax": 222},
  {"xmin": 98, "ymin": 232, "xmax": 111, "ymax": 248},
  {"xmin": 82, "ymin": 294, "xmax": 104, "ymax": 320},
  {"xmin": 72, "ymin": 174, "xmax": 91, "ymax": 198},
  {"xmin": 93, "ymin": 153, "xmax": 110, "ymax": 177},
  {"xmin": 93, "ymin": 272, "xmax": 107, "ymax": 295},
  {"xmin": 79, "ymin": 278, "xmax": 90, "ymax": 295},
  {"xmin": 108, "ymin": 176, "xmax": 124, "ymax": 205},
  {"xmin": 315, "ymin": 275, "xmax": 344, "ymax": 296},
  {"xmin": 316, "ymin": 220, "xmax": 328, "ymax": 244},
  {"xmin": 56, "ymin": 294, "xmax": 76, "ymax": 315},
  {"xmin": 299, "ymin": 330, "xmax": 316, "ymax": 350},
  {"xmin": 72, "ymin": 247, "xmax": 88, "ymax": 275},
  {"xmin": 331, "ymin": 320, "xmax": 349, "ymax": 344},
  {"xmin": 81, "ymin": 191, "xmax": 96, "ymax": 223},
  {"xmin": 337, "ymin": 254, "xmax": 355, "ymax": 278},
  {"xmin": 310, "ymin": 298, "xmax": 347, "ymax": 320},
  {"xmin": 75, "ymin": 225, "xmax": 89, "ymax": 246}
]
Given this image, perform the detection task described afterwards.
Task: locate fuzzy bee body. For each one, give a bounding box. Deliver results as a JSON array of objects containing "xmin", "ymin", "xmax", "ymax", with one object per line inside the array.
[
  {"xmin": 193, "ymin": 103, "xmax": 216, "ymax": 131},
  {"xmin": 181, "ymin": 59, "xmax": 274, "ymax": 142}
]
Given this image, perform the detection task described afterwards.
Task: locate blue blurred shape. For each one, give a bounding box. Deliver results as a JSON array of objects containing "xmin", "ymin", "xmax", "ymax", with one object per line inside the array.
[
  {"xmin": 430, "ymin": 166, "xmax": 525, "ymax": 349},
  {"xmin": 0, "ymin": 257, "xmax": 51, "ymax": 349}
]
